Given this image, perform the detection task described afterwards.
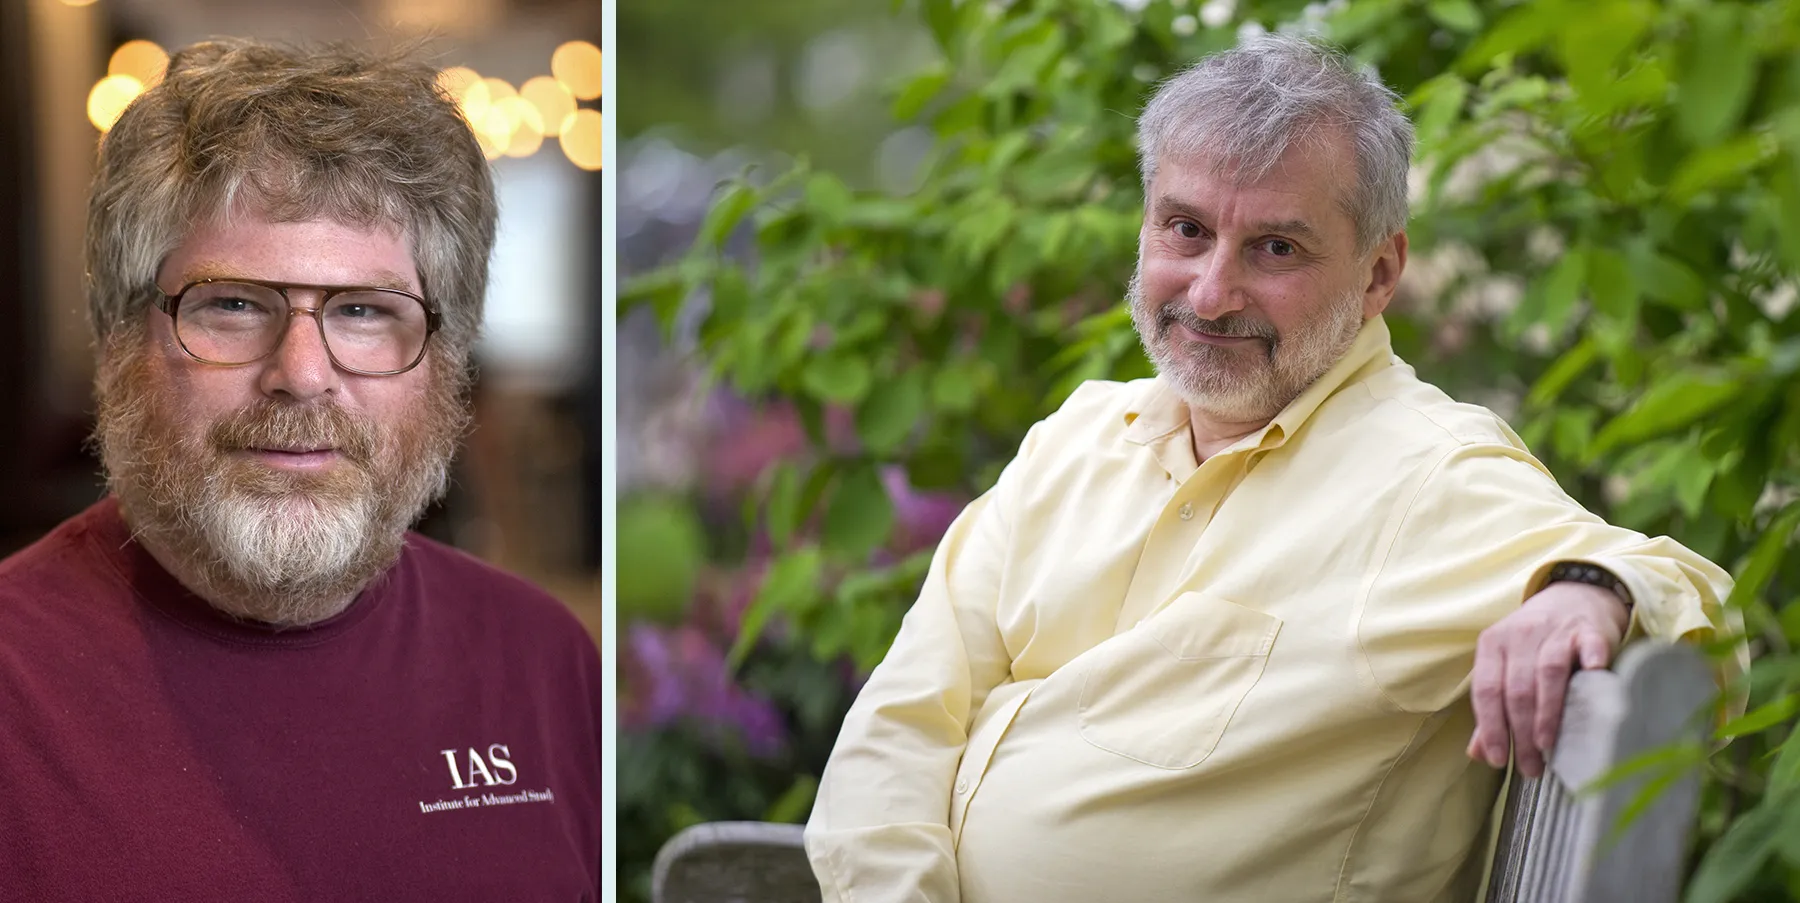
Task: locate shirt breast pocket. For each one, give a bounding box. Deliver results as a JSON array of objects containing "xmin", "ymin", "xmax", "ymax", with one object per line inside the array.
[{"xmin": 1076, "ymin": 593, "xmax": 1281, "ymax": 770}]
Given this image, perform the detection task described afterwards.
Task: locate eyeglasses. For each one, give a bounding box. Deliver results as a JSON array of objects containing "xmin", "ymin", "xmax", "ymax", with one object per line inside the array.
[{"xmin": 155, "ymin": 278, "xmax": 442, "ymax": 376}]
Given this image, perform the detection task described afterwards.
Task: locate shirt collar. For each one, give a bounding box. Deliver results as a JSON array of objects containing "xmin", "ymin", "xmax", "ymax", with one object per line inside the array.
[{"xmin": 1122, "ymin": 314, "xmax": 1396, "ymax": 455}]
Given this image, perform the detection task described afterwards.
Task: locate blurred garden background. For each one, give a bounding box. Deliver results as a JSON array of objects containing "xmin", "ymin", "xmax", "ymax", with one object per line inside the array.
[{"xmin": 617, "ymin": 1, "xmax": 1800, "ymax": 900}]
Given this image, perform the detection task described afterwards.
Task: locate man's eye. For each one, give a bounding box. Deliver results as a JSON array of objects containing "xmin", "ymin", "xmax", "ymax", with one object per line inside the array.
[
  {"xmin": 1175, "ymin": 221, "xmax": 1202, "ymax": 239},
  {"xmin": 1264, "ymin": 239, "xmax": 1297, "ymax": 257}
]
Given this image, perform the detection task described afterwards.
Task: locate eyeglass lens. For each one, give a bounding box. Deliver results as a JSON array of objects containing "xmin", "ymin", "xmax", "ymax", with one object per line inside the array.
[{"xmin": 175, "ymin": 281, "xmax": 431, "ymax": 374}]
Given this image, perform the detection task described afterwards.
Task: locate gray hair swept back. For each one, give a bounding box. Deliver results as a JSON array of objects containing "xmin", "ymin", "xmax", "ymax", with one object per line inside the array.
[
  {"xmin": 85, "ymin": 37, "xmax": 497, "ymax": 374},
  {"xmin": 1136, "ymin": 33, "xmax": 1414, "ymax": 255}
]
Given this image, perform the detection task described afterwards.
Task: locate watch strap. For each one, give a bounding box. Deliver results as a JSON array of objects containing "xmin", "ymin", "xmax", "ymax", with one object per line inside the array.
[{"xmin": 1545, "ymin": 561, "xmax": 1633, "ymax": 612}]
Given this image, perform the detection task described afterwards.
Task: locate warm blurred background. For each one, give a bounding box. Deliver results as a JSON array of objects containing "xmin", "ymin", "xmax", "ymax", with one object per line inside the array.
[
  {"xmin": 619, "ymin": 0, "xmax": 1800, "ymax": 900},
  {"xmin": 0, "ymin": 0, "xmax": 602, "ymax": 639}
]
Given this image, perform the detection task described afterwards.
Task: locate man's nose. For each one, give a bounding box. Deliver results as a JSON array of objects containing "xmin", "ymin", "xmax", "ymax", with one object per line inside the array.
[
  {"xmin": 1185, "ymin": 246, "xmax": 1250, "ymax": 320},
  {"xmin": 255, "ymin": 309, "xmax": 340, "ymax": 402}
]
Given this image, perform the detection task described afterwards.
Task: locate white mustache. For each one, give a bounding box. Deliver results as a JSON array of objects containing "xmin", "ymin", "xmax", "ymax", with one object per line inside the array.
[{"xmin": 1160, "ymin": 306, "xmax": 1278, "ymax": 343}]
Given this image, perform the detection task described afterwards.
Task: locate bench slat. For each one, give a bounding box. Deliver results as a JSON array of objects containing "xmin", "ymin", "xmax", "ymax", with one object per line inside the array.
[{"xmin": 1486, "ymin": 640, "xmax": 1715, "ymax": 903}]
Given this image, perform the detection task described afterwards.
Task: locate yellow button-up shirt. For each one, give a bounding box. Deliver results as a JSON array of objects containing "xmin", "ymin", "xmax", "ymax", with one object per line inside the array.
[{"xmin": 804, "ymin": 316, "xmax": 1745, "ymax": 903}]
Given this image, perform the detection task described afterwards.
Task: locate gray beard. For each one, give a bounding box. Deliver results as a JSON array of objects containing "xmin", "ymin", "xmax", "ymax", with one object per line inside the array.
[
  {"xmin": 1126, "ymin": 266, "xmax": 1365, "ymax": 423},
  {"xmin": 93, "ymin": 335, "xmax": 465, "ymax": 627}
]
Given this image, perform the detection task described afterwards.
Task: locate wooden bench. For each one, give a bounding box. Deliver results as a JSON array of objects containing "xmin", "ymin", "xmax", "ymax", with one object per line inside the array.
[{"xmin": 652, "ymin": 640, "xmax": 1717, "ymax": 903}]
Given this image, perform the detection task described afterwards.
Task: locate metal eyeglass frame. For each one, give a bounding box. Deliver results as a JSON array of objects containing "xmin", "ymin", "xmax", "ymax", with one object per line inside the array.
[{"xmin": 154, "ymin": 277, "xmax": 443, "ymax": 377}]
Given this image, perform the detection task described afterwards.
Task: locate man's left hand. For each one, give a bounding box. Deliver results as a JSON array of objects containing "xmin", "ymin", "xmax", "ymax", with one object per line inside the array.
[{"xmin": 1466, "ymin": 582, "xmax": 1629, "ymax": 778}]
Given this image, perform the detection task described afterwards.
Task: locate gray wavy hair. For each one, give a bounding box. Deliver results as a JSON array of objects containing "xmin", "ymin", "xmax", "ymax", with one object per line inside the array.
[
  {"xmin": 1136, "ymin": 33, "xmax": 1414, "ymax": 256},
  {"xmin": 84, "ymin": 37, "xmax": 497, "ymax": 372}
]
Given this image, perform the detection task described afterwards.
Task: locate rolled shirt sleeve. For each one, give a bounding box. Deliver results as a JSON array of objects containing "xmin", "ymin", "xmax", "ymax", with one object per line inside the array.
[{"xmin": 1356, "ymin": 441, "xmax": 1747, "ymax": 719}]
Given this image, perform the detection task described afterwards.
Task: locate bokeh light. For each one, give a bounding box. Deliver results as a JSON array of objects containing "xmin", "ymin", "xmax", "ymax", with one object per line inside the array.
[
  {"xmin": 481, "ymin": 77, "xmax": 518, "ymax": 107},
  {"xmin": 521, "ymin": 76, "xmax": 576, "ymax": 138},
  {"xmin": 499, "ymin": 97, "xmax": 545, "ymax": 160},
  {"xmin": 551, "ymin": 41, "xmax": 603, "ymax": 101},
  {"xmin": 434, "ymin": 55, "xmax": 599, "ymax": 168},
  {"xmin": 87, "ymin": 75, "xmax": 144, "ymax": 132},
  {"xmin": 559, "ymin": 108, "xmax": 601, "ymax": 171},
  {"xmin": 108, "ymin": 41, "xmax": 169, "ymax": 87},
  {"xmin": 479, "ymin": 102, "xmax": 519, "ymax": 151},
  {"xmin": 459, "ymin": 78, "xmax": 493, "ymax": 126},
  {"xmin": 437, "ymin": 66, "xmax": 482, "ymax": 119}
]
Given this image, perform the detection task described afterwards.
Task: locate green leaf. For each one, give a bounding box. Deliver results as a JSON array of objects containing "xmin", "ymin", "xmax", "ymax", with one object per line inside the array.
[
  {"xmin": 1725, "ymin": 503, "xmax": 1800, "ymax": 612},
  {"xmin": 1588, "ymin": 370, "xmax": 1744, "ymax": 459},
  {"xmin": 1711, "ymin": 450, "xmax": 1766, "ymax": 523},
  {"xmin": 696, "ymin": 181, "xmax": 758, "ymax": 251},
  {"xmin": 822, "ymin": 463, "xmax": 896, "ymax": 560},
  {"xmin": 1675, "ymin": 3, "xmax": 1757, "ymax": 147},
  {"xmin": 1426, "ymin": 0, "xmax": 1482, "ymax": 34},
  {"xmin": 1411, "ymin": 75, "xmax": 1469, "ymax": 153},
  {"xmin": 1527, "ymin": 338, "xmax": 1600, "ymax": 408},
  {"xmin": 765, "ymin": 461, "xmax": 804, "ymax": 548},
  {"xmin": 1630, "ymin": 246, "xmax": 1707, "ymax": 312},
  {"xmin": 1605, "ymin": 745, "xmax": 1705, "ymax": 843},
  {"xmin": 1769, "ymin": 728, "xmax": 1800, "ymax": 796},
  {"xmin": 1511, "ymin": 246, "xmax": 1587, "ymax": 338},
  {"xmin": 905, "ymin": 442, "xmax": 967, "ymax": 491},
  {"xmin": 1774, "ymin": 166, "xmax": 1800, "ymax": 273},
  {"xmin": 1473, "ymin": 75, "xmax": 1550, "ymax": 120},
  {"xmin": 1775, "ymin": 795, "xmax": 1800, "ymax": 868},
  {"xmin": 1557, "ymin": 0, "xmax": 1651, "ymax": 104},
  {"xmin": 729, "ymin": 546, "xmax": 824, "ymax": 668},
  {"xmin": 921, "ymin": 0, "xmax": 958, "ymax": 50},
  {"xmin": 1087, "ymin": 3, "xmax": 1134, "ymax": 50},
  {"xmin": 893, "ymin": 64, "xmax": 951, "ymax": 121},
  {"xmin": 767, "ymin": 305, "xmax": 816, "ymax": 373},
  {"xmin": 1668, "ymin": 135, "xmax": 1774, "ymax": 203},
  {"xmin": 1686, "ymin": 796, "xmax": 1788, "ymax": 903},
  {"xmin": 950, "ymin": 194, "xmax": 1017, "ymax": 264},
  {"xmin": 763, "ymin": 774, "xmax": 819, "ymax": 825},
  {"xmin": 856, "ymin": 369, "xmax": 928, "ymax": 455},
  {"xmin": 931, "ymin": 359, "xmax": 984, "ymax": 413},
  {"xmin": 1457, "ymin": 4, "xmax": 1558, "ymax": 74},
  {"xmin": 1586, "ymin": 247, "xmax": 1640, "ymax": 324},
  {"xmin": 986, "ymin": 22, "xmax": 1062, "ymax": 97},
  {"xmin": 805, "ymin": 172, "xmax": 855, "ymax": 227},
  {"xmin": 843, "ymin": 197, "xmax": 917, "ymax": 229},
  {"xmin": 1717, "ymin": 693, "xmax": 1800, "ymax": 740},
  {"xmin": 801, "ymin": 355, "xmax": 873, "ymax": 405},
  {"xmin": 1550, "ymin": 407, "xmax": 1599, "ymax": 462},
  {"xmin": 615, "ymin": 495, "xmax": 706, "ymax": 624},
  {"xmin": 1672, "ymin": 454, "xmax": 1715, "ymax": 520}
]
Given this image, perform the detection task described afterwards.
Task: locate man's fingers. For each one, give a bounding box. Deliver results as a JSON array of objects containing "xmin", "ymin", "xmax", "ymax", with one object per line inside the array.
[
  {"xmin": 1576, "ymin": 628, "xmax": 1613, "ymax": 671},
  {"xmin": 1533, "ymin": 633, "xmax": 1577, "ymax": 754},
  {"xmin": 1469, "ymin": 638, "xmax": 1509, "ymax": 768},
  {"xmin": 1505, "ymin": 646, "xmax": 1543, "ymax": 777}
]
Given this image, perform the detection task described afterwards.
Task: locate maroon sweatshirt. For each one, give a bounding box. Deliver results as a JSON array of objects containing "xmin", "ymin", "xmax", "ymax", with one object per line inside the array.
[{"xmin": 0, "ymin": 499, "xmax": 603, "ymax": 902}]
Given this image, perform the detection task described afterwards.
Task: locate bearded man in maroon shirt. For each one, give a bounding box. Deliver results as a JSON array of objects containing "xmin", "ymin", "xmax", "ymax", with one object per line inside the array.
[{"xmin": 0, "ymin": 39, "xmax": 602, "ymax": 902}]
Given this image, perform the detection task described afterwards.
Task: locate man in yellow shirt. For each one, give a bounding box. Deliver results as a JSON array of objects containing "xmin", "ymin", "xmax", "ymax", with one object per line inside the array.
[{"xmin": 804, "ymin": 34, "xmax": 1746, "ymax": 903}]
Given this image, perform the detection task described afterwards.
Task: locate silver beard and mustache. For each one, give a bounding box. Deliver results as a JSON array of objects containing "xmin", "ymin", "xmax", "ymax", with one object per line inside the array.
[
  {"xmin": 1126, "ymin": 265, "xmax": 1366, "ymax": 423},
  {"xmin": 94, "ymin": 331, "xmax": 468, "ymax": 627}
]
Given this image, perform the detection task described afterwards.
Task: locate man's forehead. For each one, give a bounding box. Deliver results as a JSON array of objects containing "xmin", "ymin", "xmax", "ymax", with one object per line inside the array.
[{"xmin": 1148, "ymin": 147, "xmax": 1355, "ymax": 233}]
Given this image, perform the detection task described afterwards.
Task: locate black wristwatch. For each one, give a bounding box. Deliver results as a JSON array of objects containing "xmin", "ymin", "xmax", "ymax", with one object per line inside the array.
[{"xmin": 1545, "ymin": 561, "xmax": 1633, "ymax": 614}]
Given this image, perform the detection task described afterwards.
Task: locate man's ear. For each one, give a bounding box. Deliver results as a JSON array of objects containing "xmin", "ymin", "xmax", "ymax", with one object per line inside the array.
[{"xmin": 1361, "ymin": 230, "xmax": 1407, "ymax": 319}]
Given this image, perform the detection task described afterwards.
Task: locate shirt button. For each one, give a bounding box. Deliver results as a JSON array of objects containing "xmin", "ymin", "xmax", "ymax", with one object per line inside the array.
[
  {"xmin": 1178, "ymin": 503, "xmax": 1194, "ymax": 521},
  {"xmin": 956, "ymin": 779, "xmax": 970, "ymax": 795}
]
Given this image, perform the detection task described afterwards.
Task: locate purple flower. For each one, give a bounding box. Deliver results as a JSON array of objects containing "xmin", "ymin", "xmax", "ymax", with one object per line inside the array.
[
  {"xmin": 621, "ymin": 621, "xmax": 788, "ymax": 758},
  {"xmin": 883, "ymin": 465, "xmax": 967, "ymax": 555}
]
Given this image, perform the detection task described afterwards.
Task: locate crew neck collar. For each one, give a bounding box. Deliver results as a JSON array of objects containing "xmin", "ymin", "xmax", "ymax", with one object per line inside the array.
[{"xmin": 83, "ymin": 497, "xmax": 398, "ymax": 648}]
